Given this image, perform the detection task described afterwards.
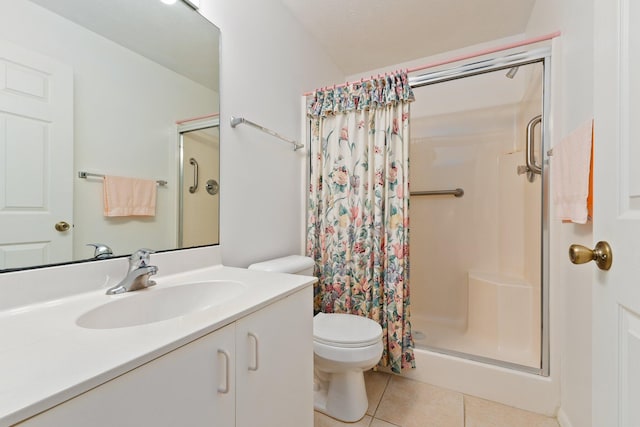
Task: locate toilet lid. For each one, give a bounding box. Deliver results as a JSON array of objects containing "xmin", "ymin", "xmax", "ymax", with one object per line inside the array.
[{"xmin": 313, "ymin": 313, "xmax": 382, "ymax": 348}]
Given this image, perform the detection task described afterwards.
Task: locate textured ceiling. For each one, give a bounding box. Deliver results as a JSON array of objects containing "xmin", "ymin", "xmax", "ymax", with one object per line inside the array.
[{"xmin": 280, "ymin": 0, "xmax": 537, "ymax": 76}]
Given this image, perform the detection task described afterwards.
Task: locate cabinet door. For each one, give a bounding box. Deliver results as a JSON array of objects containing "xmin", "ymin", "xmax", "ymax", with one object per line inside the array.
[
  {"xmin": 235, "ymin": 287, "xmax": 313, "ymax": 427},
  {"xmin": 20, "ymin": 324, "xmax": 236, "ymax": 427}
]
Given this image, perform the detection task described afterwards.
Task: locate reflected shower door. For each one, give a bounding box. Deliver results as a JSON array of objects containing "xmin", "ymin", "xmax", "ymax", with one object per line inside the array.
[{"xmin": 179, "ymin": 125, "xmax": 220, "ymax": 247}]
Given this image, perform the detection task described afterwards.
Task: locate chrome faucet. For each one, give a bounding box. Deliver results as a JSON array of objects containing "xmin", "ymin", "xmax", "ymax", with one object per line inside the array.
[
  {"xmin": 106, "ymin": 249, "xmax": 158, "ymax": 295},
  {"xmin": 87, "ymin": 243, "xmax": 113, "ymax": 259}
]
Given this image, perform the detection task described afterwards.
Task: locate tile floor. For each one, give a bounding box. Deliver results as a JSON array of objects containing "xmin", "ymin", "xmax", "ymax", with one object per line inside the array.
[{"xmin": 314, "ymin": 371, "xmax": 560, "ymax": 427}]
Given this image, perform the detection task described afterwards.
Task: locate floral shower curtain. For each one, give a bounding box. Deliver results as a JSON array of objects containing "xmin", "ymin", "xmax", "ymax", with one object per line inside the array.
[{"xmin": 306, "ymin": 71, "xmax": 415, "ymax": 373}]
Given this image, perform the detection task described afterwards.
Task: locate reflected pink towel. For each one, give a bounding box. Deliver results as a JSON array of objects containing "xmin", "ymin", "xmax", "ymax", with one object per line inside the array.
[
  {"xmin": 552, "ymin": 119, "xmax": 593, "ymax": 224},
  {"xmin": 103, "ymin": 175, "xmax": 157, "ymax": 217}
]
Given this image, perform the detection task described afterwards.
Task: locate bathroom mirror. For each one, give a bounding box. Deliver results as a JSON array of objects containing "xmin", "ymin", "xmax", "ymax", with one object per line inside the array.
[{"xmin": 0, "ymin": 0, "xmax": 220, "ymax": 271}]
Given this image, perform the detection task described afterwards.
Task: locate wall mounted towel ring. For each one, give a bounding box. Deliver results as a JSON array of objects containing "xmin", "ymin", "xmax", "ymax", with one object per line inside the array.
[{"xmin": 189, "ymin": 158, "xmax": 199, "ymax": 193}]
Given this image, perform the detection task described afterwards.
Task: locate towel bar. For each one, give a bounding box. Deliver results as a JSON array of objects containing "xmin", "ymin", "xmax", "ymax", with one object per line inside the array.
[
  {"xmin": 78, "ymin": 171, "xmax": 167, "ymax": 187},
  {"xmin": 230, "ymin": 116, "xmax": 304, "ymax": 151}
]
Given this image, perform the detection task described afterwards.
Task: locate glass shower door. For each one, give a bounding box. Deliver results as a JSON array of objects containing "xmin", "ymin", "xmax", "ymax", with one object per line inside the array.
[{"xmin": 409, "ymin": 61, "xmax": 546, "ymax": 372}]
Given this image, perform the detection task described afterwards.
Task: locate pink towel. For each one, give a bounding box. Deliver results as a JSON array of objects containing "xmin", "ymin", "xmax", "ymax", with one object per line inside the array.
[
  {"xmin": 552, "ymin": 119, "xmax": 593, "ymax": 224},
  {"xmin": 103, "ymin": 175, "xmax": 157, "ymax": 217}
]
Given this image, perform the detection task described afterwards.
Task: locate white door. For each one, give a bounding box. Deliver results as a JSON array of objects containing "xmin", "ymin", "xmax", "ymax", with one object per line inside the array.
[
  {"xmin": 593, "ymin": 0, "xmax": 640, "ymax": 425},
  {"xmin": 0, "ymin": 40, "xmax": 73, "ymax": 269}
]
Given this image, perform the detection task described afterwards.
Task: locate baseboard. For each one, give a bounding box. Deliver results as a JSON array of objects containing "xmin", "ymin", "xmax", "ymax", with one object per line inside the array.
[{"xmin": 556, "ymin": 408, "xmax": 573, "ymax": 427}]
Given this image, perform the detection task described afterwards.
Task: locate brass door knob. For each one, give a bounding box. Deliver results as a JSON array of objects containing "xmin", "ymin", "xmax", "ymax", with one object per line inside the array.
[
  {"xmin": 569, "ymin": 241, "xmax": 612, "ymax": 271},
  {"xmin": 55, "ymin": 221, "xmax": 71, "ymax": 232}
]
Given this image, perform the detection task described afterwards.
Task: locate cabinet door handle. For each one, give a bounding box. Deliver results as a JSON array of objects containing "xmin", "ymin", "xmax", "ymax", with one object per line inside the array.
[
  {"xmin": 217, "ymin": 349, "xmax": 231, "ymax": 393},
  {"xmin": 248, "ymin": 332, "xmax": 259, "ymax": 371}
]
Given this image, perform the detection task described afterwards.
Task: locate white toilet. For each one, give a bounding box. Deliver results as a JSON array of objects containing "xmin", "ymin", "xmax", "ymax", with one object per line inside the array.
[{"xmin": 248, "ymin": 255, "xmax": 383, "ymax": 423}]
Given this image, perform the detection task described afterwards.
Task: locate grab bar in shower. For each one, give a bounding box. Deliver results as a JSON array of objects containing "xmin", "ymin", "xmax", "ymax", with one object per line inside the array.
[
  {"xmin": 188, "ymin": 158, "xmax": 199, "ymax": 193},
  {"xmin": 518, "ymin": 115, "xmax": 542, "ymax": 180},
  {"xmin": 410, "ymin": 188, "xmax": 464, "ymax": 198}
]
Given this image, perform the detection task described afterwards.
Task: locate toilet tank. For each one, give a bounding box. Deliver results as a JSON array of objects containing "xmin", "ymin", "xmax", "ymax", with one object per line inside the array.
[{"xmin": 248, "ymin": 255, "xmax": 315, "ymax": 276}]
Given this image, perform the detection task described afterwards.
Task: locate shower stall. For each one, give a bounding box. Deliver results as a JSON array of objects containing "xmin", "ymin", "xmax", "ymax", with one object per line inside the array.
[{"xmin": 406, "ymin": 48, "xmax": 550, "ymax": 388}]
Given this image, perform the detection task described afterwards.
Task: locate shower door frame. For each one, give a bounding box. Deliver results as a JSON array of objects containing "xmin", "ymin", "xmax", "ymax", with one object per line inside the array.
[{"xmin": 408, "ymin": 47, "xmax": 552, "ymax": 377}]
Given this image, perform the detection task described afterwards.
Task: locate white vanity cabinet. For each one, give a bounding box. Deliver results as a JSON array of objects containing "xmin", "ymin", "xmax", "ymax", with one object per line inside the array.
[
  {"xmin": 19, "ymin": 323, "xmax": 236, "ymax": 427},
  {"xmin": 236, "ymin": 286, "xmax": 313, "ymax": 427},
  {"xmin": 18, "ymin": 286, "xmax": 312, "ymax": 427}
]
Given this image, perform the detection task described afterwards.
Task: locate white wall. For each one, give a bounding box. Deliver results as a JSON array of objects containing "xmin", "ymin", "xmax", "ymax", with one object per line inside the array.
[
  {"xmin": 197, "ymin": 0, "xmax": 343, "ymax": 267},
  {"xmin": 410, "ymin": 106, "xmax": 524, "ymax": 329},
  {"xmin": 526, "ymin": 0, "xmax": 594, "ymax": 426},
  {"xmin": 0, "ymin": 1, "xmax": 218, "ymax": 260}
]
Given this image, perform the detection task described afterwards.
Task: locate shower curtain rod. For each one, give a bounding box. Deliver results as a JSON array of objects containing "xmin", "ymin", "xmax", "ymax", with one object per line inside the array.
[{"xmin": 302, "ymin": 31, "xmax": 560, "ymax": 97}]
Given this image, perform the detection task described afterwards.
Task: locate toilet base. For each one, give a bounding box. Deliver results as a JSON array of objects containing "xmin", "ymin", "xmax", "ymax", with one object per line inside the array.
[{"xmin": 313, "ymin": 369, "xmax": 368, "ymax": 422}]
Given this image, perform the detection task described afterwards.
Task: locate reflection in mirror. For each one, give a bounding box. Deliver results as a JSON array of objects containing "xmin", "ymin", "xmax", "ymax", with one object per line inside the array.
[
  {"xmin": 178, "ymin": 119, "xmax": 220, "ymax": 248},
  {"xmin": 0, "ymin": 0, "xmax": 220, "ymax": 271}
]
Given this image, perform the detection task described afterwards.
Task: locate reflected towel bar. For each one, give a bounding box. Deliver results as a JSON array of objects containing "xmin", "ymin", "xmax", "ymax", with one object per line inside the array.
[
  {"xmin": 78, "ymin": 171, "xmax": 168, "ymax": 187},
  {"xmin": 411, "ymin": 188, "xmax": 464, "ymax": 198},
  {"xmin": 230, "ymin": 116, "xmax": 304, "ymax": 151}
]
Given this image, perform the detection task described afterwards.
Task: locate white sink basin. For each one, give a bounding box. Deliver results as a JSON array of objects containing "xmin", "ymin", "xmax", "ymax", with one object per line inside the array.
[{"xmin": 76, "ymin": 280, "xmax": 246, "ymax": 329}]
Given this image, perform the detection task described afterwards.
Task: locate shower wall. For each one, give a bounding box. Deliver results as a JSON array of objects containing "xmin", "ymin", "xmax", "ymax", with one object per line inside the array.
[
  {"xmin": 411, "ymin": 122, "xmax": 516, "ymax": 329},
  {"xmin": 410, "ymin": 65, "xmax": 542, "ymax": 368}
]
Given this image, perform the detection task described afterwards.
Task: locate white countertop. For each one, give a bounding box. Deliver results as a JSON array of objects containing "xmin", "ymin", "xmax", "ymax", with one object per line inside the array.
[{"xmin": 0, "ymin": 262, "xmax": 314, "ymax": 426}]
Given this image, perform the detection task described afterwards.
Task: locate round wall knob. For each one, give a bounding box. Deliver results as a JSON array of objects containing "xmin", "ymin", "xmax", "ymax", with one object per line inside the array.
[
  {"xmin": 55, "ymin": 221, "xmax": 71, "ymax": 232},
  {"xmin": 569, "ymin": 241, "xmax": 612, "ymax": 271},
  {"xmin": 206, "ymin": 179, "xmax": 219, "ymax": 195}
]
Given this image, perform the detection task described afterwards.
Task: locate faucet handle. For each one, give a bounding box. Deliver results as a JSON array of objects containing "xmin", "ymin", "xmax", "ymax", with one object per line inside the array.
[{"xmin": 130, "ymin": 248, "xmax": 155, "ymax": 266}]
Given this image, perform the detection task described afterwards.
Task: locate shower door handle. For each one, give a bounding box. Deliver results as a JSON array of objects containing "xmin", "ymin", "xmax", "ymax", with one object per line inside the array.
[
  {"xmin": 189, "ymin": 158, "xmax": 199, "ymax": 193},
  {"xmin": 569, "ymin": 241, "xmax": 612, "ymax": 271},
  {"xmin": 526, "ymin": 115, "xmax": 542, "ymax": 175}
]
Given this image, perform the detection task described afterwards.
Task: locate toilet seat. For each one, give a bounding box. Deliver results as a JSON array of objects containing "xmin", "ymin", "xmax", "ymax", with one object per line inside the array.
[{"xmin": 313, "ymin": 313, "xmax": 382, "ymax": 348}]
